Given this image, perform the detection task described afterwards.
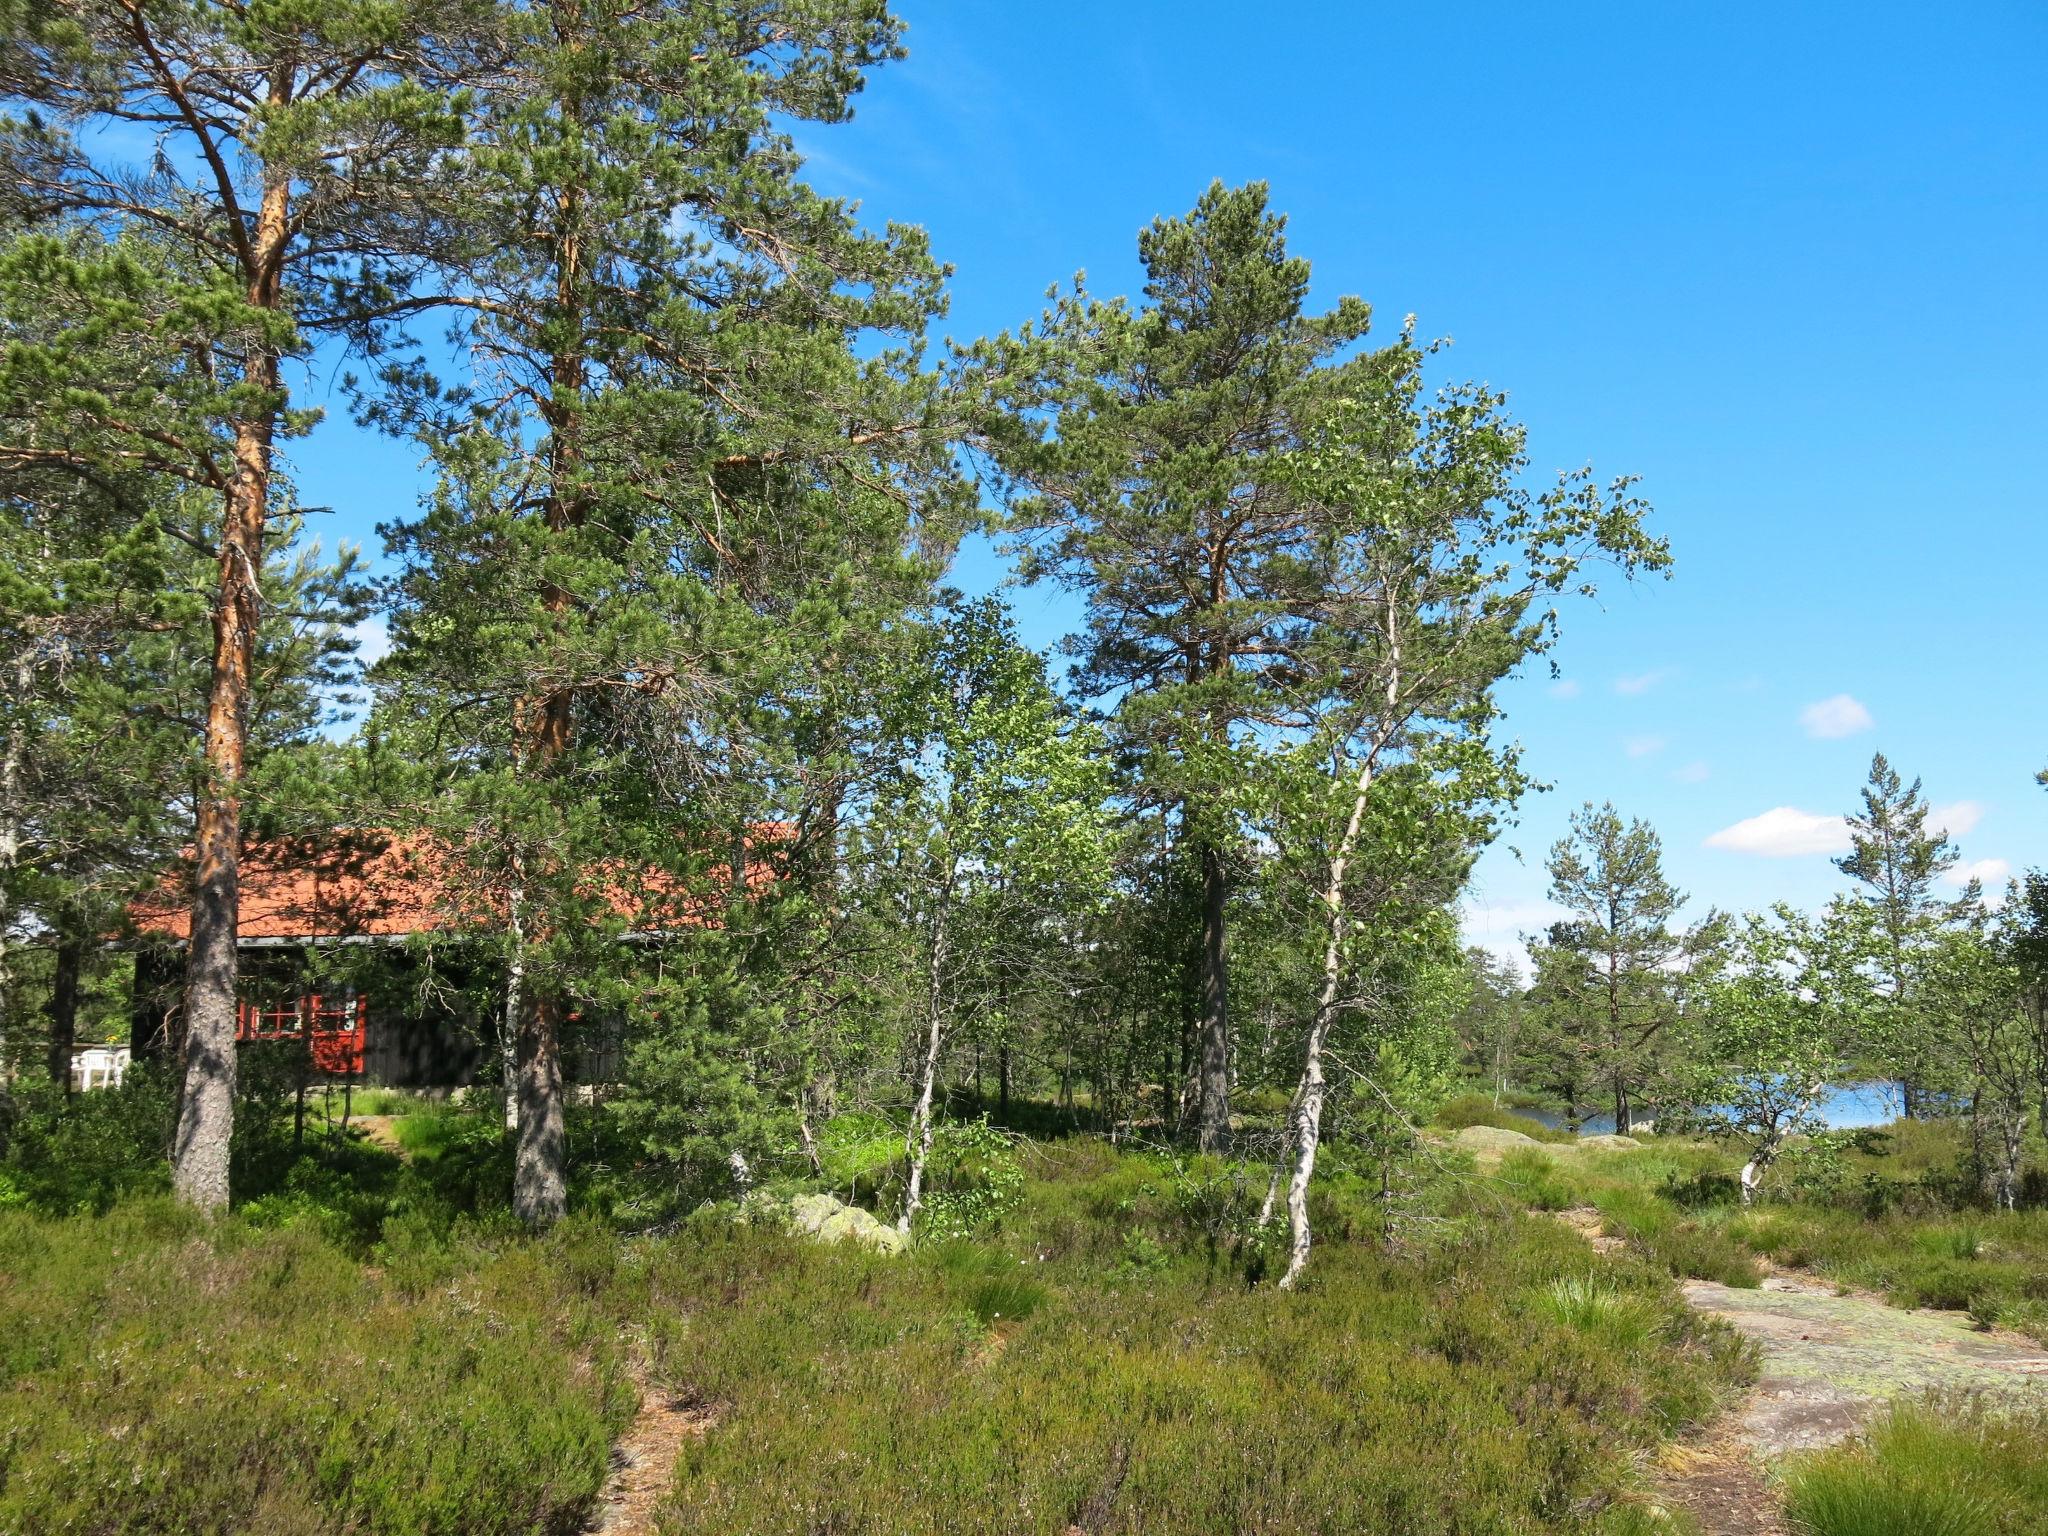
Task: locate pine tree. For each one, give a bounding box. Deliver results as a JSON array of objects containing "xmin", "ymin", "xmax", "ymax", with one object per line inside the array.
[
  {"xmin": 988, "ymin": 181, "xmax": 1377, "ymax": 1153},
  {"xmin": 369, "ymin": 0, "xmax": 967, "ymax": 1225},
  {"xmin": 0, "ymin": 2, "xmax": 466, "ymax": 1206},
  {"xmin": 1544, "ymin": 802, "xmax": 1685, "ymax": 1135},
  {"xmin": 1834, "ymin": 752, "xmax": 1958, "ymax": 1117}
]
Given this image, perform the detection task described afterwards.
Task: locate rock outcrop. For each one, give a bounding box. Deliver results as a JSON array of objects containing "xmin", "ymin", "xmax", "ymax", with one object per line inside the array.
[
  {"xmin": 783, "ymin": 1192, "xmax": 909, "ymax": 1255},
  {"xmin": 1452, "ymin": 1124, "xmax": 1544, "ymax": 1161}
]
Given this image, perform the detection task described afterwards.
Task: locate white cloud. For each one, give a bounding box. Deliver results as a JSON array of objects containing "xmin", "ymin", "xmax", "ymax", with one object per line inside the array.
[
  {"xmin": 1624, "ymin": 734, "xmax": 1668, "ymax": 759},
  {"xmin": 1704, "ymin": 806, "xmax": 1852, "ymax": 857},
  {"xmin": 1799, "ymin": 693, "xmax": 1873, "ymax": 740},
  {"xmin": 1946, "ymin": 857, "xmax": 2010, "ymax": 893},
  {"xmin": 1931, "ymin": 800, "xmax": 1983, "ymax": 837},
  {"xmin": 1614, "ymin": 669, "xmax": 1669, "ymax": 696},
  {"xmin": 1460, "ymin": 899, "xmax": 1571, "ymax": 937},
  {"xmin": 347, "ymin": 616, "xmax": 392, "ymax": 668},
  {"xmin": 1458, "ymin": 898, "xmax": 1572, "ymax": 982},
  {"xmin": 1550, "ymin": 678, "xmax": 1582, "ymax": 700},
  {"xmin": 1672, "ymin": 761, "xmax": 1711, "ymax": 784}
]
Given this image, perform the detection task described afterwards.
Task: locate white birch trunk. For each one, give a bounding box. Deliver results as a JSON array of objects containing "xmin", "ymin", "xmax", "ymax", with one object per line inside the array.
[
  {"xmin": 1278, "ymin": 750, "xmax": 1381, "ymax": 1291},
  {"xmin": 502, "ymin": 893, "xmax": 524, "ymax": 1133},
  {"xmin": 1277, "ymin": 591, "xmax": 1407, "ymax": 1291},
  {"xmin": 797, "ymin": 1105, "xmax": 821, "ymax": 1177},
  {"xmin": 898, "ymin": 891, "xmax": 950, "ymax": 1235},
  {"xmin": 0, "ymin": 648, "xmax": 24, "ymax": 1091},
  {"xmin": 1738, "ymin": 1153, "xmax": 1765, "ymax": 1206}
]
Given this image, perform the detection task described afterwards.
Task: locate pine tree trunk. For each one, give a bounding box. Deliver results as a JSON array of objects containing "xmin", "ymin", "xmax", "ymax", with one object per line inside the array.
[
  {"xmin": 47, "ymin": 932, "xmax": 81, "ymax": 1094},
  {"xmin": 501, "ymin": 897, "xmax": 524, "ymax": 1133},
  {"xmin": 513, "ymin": 985, "xmax": 568, "ymax": 1225},
  {"xmin": 0, "ymin": 647, "xmax": 22, "ymax": 1104},
  {"xmin": 172, "ymin": 404, "xmax": 271, "ymax": 1210},
  {"xmin": 510, "ymin": 696, "xmax": 572, "ymax": 1228},
  {"xmin": 1196, "ymin": 842, "xmax": 1231, "ymax": 1153},
  {"xmin": 508, "ymin": 75, "xmax": 591, "ymax": 1224},
  {"xmin": 171, "ymin": 156, "xmax": 290, "ymax": 1210}
]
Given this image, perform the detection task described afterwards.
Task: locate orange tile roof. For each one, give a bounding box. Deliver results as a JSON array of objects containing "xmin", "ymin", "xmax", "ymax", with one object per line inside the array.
[{"xmin": 129, "ymin": 827, "xmax": 790, "ymax": 944}]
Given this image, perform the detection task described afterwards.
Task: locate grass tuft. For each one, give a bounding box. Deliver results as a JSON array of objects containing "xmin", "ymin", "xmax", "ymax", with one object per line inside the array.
[{"xmin": 1784, "ymin": 1398, "xmax": 2048, "ymax": 1536}]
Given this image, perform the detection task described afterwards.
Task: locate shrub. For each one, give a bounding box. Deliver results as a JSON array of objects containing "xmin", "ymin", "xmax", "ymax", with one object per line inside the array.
[
  {"xmin": 816, "ymin": 1109, "xmax": 903, "ymax": 1194},
  {"xmin": 1596, "ymin": 1188, "xmax": 1760, "ymax": 1287},
  {"xmin": 0, "ymin": 1070, "xmax": 174, "ymax": 1213},
  {"xmin": 1496, "ymin": 1147, "xmax": 1577, "ymax": 1211},
  {"xmin": 642, "ymin": 1205, "xmax": 1748, "ymax": 1534},
  {"xmin": 966, "ymin": 1270, "xmax": 1050, "ymax": 1326},
  {"xmin": 916, "ymin": 1117, "xmax": 1025, "ymax": 1240},
  {"xmin": 1662, "ymin": 1167, "xmax": 1742, "ymax": 1209},
  {"xmin": 1536, "ymin": 1274, "xmax": 1664, "ymax": 1351},
  {"xmin": 1914, "ymin": 1223, "xmax": 1984, "ymax": 1262},
  {"xmin": 0, "ymin": 1132, "xmax": 1758, "ymax": 1535},
  {"xmin": 1636, "ymin": 1222, "xmax": 1763, "ymax": 1288},
  {"xmin": 1787, "ymin": 1466, "xmax": 1997, "ymax": 1536}
]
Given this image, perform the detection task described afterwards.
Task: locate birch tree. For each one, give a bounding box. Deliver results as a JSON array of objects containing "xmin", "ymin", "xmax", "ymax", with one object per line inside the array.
[
  {"xmin": 1686, "ymin": 906, "xmax": 1860, "ymax": 1205},
  {"xmin": 875, "ymin": 600, "xmax": 1111, "ymax": 1233},
  {"xmin": 1929, "ymin": 910, "xmax": 2036, "ymax": 1210},
  {"xmin": 1264, "ymin": 345, "xmax": 1665, "ymax": 1289}
]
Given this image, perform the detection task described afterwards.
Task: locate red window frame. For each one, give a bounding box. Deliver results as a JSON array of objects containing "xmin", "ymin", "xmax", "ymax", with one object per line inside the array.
[{"xmin": 236, "ymin": 991, "xmax": 367, "ymax": 1077}]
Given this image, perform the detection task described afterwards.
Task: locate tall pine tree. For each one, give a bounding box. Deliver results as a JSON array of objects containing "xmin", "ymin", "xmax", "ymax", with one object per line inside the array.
[
  {"xmin": 1544, "ymin": 802, "xmax": 1686, "ymax": 1136},
  {"xmin": 988, "ymin": 181, "xmax": 1375, "ymax": 1152},
  {"xmin": 1835, "ymin": 752, "xmax": 1958, "ymax": 1117},
  {"xmin": 1, "ymin": 0, "xmax": 466, "ymax": 1206},
  {"xmin": 369, "ymin": 0, "xmax": 968, "ymax": 1225}
]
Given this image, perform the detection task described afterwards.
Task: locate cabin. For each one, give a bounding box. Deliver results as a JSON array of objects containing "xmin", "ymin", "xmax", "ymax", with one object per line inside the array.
[{"xmin": 125, "ymin": 829, "xmax": 784, "ymax": 1092}]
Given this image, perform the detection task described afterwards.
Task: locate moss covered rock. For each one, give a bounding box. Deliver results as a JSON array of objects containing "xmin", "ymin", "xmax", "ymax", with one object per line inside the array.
[{"xmin": 787, "ymin": 1192, "xmax": 908, "ymax": 1255}]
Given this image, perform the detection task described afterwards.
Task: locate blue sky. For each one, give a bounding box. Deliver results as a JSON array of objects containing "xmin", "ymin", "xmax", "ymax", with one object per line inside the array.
[{"xmin": 292, "ymin": 0, "xmax": 2048, "ymax": 966}]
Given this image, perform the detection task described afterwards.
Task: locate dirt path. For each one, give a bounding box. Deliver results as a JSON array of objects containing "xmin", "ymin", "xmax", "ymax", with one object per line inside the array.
[{"xmin": 587, "ymin": 1372, "xmax": 715, "ymax": 1536}]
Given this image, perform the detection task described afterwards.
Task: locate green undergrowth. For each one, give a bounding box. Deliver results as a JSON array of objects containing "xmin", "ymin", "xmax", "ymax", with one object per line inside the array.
[
  {"xmin": 0, "ymin": 1134, "xmax": 1753, "ymax": 1536},
  {"xmin": 0, "ymin": 1201, "xmax": 634, "ymax": 1536},
  {"xmin": 1783, "ymin": 1396, "xmax": 2048, "ymax": 1536},
  {"xmin": 639, "ymin": 1140, "xmax": 1751, "ymax": 1535},
  {"xmin": 1725, "ymin": 1206, "xmax": 2048, "ymax": 1339},
  {"xmin": 1486, "ymin": 1131, "xmax": 2048, "ymax": 1341}
]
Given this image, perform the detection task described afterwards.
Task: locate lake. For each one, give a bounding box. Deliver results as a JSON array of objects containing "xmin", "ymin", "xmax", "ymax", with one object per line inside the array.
[{"xmin": 1523, "ymin": 1081, "xmax": 1905, "ymax": 1136}]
